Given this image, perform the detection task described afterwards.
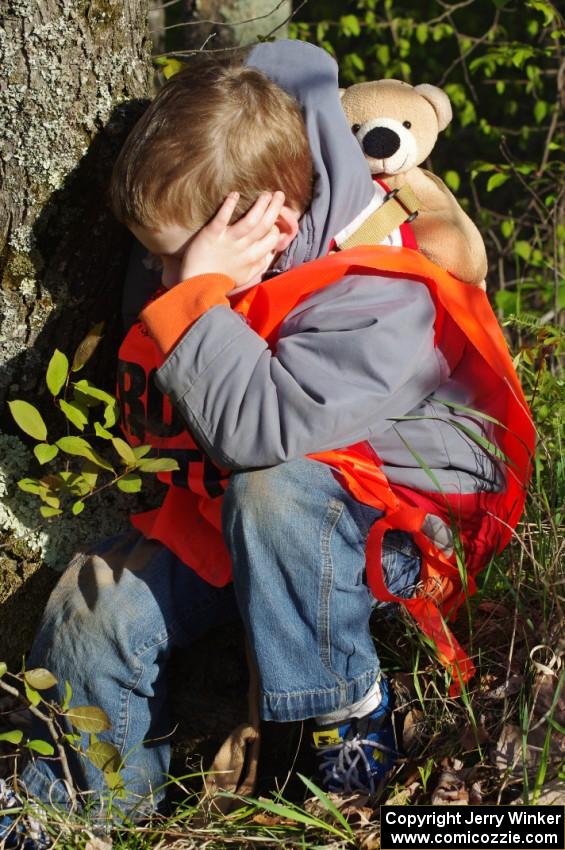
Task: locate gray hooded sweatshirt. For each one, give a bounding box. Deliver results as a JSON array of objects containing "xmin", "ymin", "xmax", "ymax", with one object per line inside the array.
[{"xmin": 123, "ymin": 40, "xmax": 501, "ymax": 497}]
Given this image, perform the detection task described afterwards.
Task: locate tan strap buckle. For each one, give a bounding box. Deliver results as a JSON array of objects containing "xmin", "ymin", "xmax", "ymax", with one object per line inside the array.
[{"xmin": 339, "ymin": 183, "xmax": 421, "ymax": 251}]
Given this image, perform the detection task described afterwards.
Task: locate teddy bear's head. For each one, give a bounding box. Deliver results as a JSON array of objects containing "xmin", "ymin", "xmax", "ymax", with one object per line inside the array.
[{"xmin": 340, "ymin": 79, "xmax": 452, "ymax": 176}]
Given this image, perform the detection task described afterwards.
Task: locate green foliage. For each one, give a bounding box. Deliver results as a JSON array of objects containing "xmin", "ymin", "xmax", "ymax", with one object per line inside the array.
[
  {"xmin": 291, "ymin": 0, "xmax": 563, "ymax": 329},
  {"xmin": 0, "ymin": 662, "xmax": 126, "ymax": 802},
  {"xmin": 8, "ymin": 324, "xmax": 179, "ymax": 519}
]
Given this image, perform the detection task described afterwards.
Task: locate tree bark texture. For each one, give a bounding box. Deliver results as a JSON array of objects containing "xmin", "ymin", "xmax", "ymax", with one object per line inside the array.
[
  {"xmin": 0, "ymin": 0, "xmax": 153, "ymax": 411},
  {"xmin": 166, "ymin": 0, "xmax": 292, "ymax": 53},
  {"xmin": 0, "ymin": 0, "xmax": 153, "ymax": 666}
]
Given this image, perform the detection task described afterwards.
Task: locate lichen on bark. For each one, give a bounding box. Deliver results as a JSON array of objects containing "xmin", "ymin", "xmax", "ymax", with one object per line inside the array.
[
  {"xmin": 0, "ymin": 0, "xmax": 153, "ymax": 659},
  {"xmin": 0, "ymin": 0, "xmax": 153, "ymax": 407}
]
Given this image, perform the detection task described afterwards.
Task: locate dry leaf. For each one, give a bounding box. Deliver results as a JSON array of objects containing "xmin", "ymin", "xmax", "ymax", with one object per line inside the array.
[
  {"xmin": 519, "ymin": 779, "xmax": 565, "ymax": 806},
  {"xmin": 305, "ymin": 792, "xmax": 374, "ymax": 826},
  {"xmin": 533, "ymin": 672, "xmax": 565, "ymax": 724},
  {"xmin": 402, "ymin": 708, "xmax": 426, "ymax": 755},
  {"xmin": 252, "ymin": 812, "xmax": 294, "ymax": 826},
  {"xmin": 493, "ymin": 723, "xmax": 565, "ymax": 778},
  {"xmin": 385, "ymin": 781, "xmax": 421, "ymax": 806},
  {"xmin": 483, "ymin": 675, "xmax": 524, "ymax": 700},
  {"xmin": 460, "ymin": 715, "xmax": 491, "ymax": 750},
  {"xmin": 360, "ymin": 830, "xmax": 381, "ymax": 850},
  {"xmin": 431, "ymin": 760, "xmax": 469, "ymax": 805},
  {"xmin": 84, "ymin": 838, "xmax": 112, "ymax": 850}
]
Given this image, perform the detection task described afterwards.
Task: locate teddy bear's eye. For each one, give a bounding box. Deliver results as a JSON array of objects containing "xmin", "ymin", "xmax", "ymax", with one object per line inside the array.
[
  {"xmin": 403, "ymin": 120, "xmax": 412, "ymax": 129},
  {"xmin": 351, "ymin": 123, "xmax": 361, "ymax": 134}
]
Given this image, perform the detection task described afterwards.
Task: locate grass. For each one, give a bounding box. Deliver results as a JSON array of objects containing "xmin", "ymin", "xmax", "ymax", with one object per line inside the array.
[{"xmin": 2, "ymin": 444, "xmax": 562, "ymax": 848}]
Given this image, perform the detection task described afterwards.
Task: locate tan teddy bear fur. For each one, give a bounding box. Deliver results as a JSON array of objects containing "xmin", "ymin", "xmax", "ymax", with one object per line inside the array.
[{"xmin": 341, "ymin": 79, "xmax": 487, "ymax": 286}]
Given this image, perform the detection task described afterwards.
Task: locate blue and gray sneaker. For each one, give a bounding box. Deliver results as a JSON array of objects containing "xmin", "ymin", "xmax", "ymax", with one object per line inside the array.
[
  {"xmin": 0, "ymin": 779, "xmax": 50, "ymax": 849},
  {"xmin": 312, "ymin": 679, "xmax": 398, "ymax": 795}
]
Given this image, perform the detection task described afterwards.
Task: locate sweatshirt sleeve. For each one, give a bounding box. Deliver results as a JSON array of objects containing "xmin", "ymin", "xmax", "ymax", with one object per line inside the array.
[{"xmin": 152, "ymin": 275, "xmax": 444, "ymax": 469}]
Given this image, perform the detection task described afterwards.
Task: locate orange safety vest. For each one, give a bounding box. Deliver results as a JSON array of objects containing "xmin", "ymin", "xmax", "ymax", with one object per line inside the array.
[{"xmin": 117, "ymin": 246, "xmax": 534, "ymax": 694}]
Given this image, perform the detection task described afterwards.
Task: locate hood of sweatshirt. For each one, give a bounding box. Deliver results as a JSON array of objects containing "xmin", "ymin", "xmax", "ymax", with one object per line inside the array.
[{"xmin": 245, "ymin": 39, "xmax": 376, "ymax": 272}]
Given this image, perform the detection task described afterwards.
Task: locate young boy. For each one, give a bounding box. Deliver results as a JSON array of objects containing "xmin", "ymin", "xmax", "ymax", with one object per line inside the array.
[{"xmin": 3, "ymin": 39, "xmax": 527, "ymax": 839}]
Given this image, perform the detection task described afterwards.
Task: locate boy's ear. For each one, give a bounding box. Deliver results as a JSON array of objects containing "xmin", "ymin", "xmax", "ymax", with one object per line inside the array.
[{"xmin": 275, "ymin": 205, "xmax": 300, "ymax": 252}]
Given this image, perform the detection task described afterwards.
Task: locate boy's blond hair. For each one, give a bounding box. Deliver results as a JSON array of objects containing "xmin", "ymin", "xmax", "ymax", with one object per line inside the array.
[{"xmin": 110, "ymin": 58, "xmax": 313, "ymax": 232}]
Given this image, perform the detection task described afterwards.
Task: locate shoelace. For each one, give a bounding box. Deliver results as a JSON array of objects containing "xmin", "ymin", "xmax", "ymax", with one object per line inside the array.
[{"xmin": 317, "ymin": 734, "xmax": 395, "ymax": 795}]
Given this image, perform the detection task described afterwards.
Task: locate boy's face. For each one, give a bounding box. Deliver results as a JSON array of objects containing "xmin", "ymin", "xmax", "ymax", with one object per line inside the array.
[
  {"xmin": 130, "ymin": 222, "xmax": 195, "ymax": 290},
  {"xmin": 130, "ymin": 194, "xmax": 300, "ymax": 292}
]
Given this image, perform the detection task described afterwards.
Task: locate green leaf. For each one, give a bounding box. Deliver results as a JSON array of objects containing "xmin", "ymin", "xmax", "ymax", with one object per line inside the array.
[
  {"xmin": 24, "ymin": 681, "xmax": 41, "ymax": 707},
  {"xmin": 104, "ymin": 770, "xmax": 126, "ymax": 791},
  {"xmin": 0, "ymin": 729, "xmax": 23, "ymax": 745},
  {"xmin": 111, "ymin": 437, "xmax": 137, "ymax": 466},
  {"xmin": 81, "ymin": 463, "xmax": 99, "ymax": 489},
  {"xmin": 34, "ymin": 443, "xmax": 59, "ymax": 465},
  {"xmin": 0, "ymin": 662, "xmax": 6, "ymax": 679},
  {"xmin": 533, "ymin": 100, "xmax": 548, "ymax": 124},
  {"xmin": 132, "ymin": 445, "xmax": 152, "ymax": 459},
  {"xmin": 103, "ymin": 399, "xmax": 119, "ymax": 429},
  {"xmin": 45, "ymin": 349, "xmax": 69, "ymax": 396},
  {"xmin": 72, "ymin": 379, "xmax": 115, "ymax": 406},
  {"xmin": 340, "ymin": 14, "xmax": 361, "ymax": 36},
  {"xmin": 515, "ymin": 240, "xmax": 532, "ymax": 261},
  {"xmin": 94, "ymin": 422, "xmax": 113, "ymax": 440},
  {"xmin": 59, "ymin": 399, "xmax": 89, "ymax": 431},
  {"xmin": 62, "ymin": 680, "xmax": 73, "ymax": 712},
  {"xmin": 40, "ymin": 506, "xmax": 63, "ymax": 518},
  {"xmin": 501, "ymin": 219, "xmax": 514, "ymax": 239},
  {"xmin": 56, "ymin": 436, "xmax": 114, "ymax": 472},
  {"xmin": 65, "ymin": 706, "xmax": 111, "ymax": 733},
  {"xmin": 26, "ymin": 739, "xmax": 55, "ymax": 756},
  {"xmin": 416, "ymin": 23, "xmax": 428, "ymax": 44},
  {"xmin": 62, "ymin": 732, "xmax": 82, "ymax": 746},
  {"xmin": 117, "ymin": 474, "xmax": 142, "ymax": 494},
  {"xmin": 71, "ymin": 322, "xmax": 104, "ymax": 372},
  {"xmin": 72, "ymin": 500, "xmax": 85, "ymax": 516},
  {"xmin": 38, "ymin": 485, "xmax": 60, "ymax": 507},
  {"xmin": 86, "ymin": 741, "xmax": 122, "ymax": 773},
  {"xmin": 18, "ymin": 478, "xmax": 42, "ymax": 495},
  {"xmin": 154, "ymin": 56, "xmax": 185, "ymax": 79},
  {"xmin": 24, "ymin": 668, "xmax": 58, "ymax": 690},
  {"xmin": 444, "ymin": 170, "xmax": 460, "ymax": 192},
  {"xmin": 376, "ymin": 44, "xmax": 390, "ymax": 66},
  {"xmin": 8, "ymin": 400, "xmax": 48, "ymax": 441},
  {"xmin": 138, "ymin": 457, "xmax": 180, "ymax": 473},
  {"xmin": 487, "ymin": 172, "xmax": 510, "ymax": 192}
]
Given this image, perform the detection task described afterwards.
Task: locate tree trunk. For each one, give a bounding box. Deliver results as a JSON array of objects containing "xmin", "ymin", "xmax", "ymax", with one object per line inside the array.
[
  {"xmin": 0, "ymin": 0, "xmax": 153, "ymax": 409},
  {"xmin": 165, "ymin": 0, "xmax": 292, "ymax": 53},
  {"xmin": 0, "ymin": 0, "xmax": 153, "ymax": 667}
]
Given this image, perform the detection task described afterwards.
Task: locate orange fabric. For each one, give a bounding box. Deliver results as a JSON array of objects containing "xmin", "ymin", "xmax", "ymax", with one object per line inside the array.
[
  {"xmin": 140, "ymin": 273, "xmax": 233, "ymax": 357},
  {"xmin": 118, "ymin": 246, "xmax": 535, "ymax": 694}
]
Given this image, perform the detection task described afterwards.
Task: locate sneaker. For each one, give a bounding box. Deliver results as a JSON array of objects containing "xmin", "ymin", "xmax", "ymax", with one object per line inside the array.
[
  {"xmin": 0, "ymin": 779, "xmax": 50, "ymax": 849},
  {"xmin": 311, "ymin": 678, "xmax": 398, "ymax": 795}
]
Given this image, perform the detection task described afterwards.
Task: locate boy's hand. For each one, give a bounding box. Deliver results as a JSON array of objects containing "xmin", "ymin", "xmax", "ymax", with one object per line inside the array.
[{"xmin": 178, "ymin": 191, "xmax": 285, "ymax": 287}]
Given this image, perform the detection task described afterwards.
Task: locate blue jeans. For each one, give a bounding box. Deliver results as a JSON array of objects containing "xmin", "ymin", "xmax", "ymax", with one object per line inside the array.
[{"xmin": 21, "ymin": 459, "xmax": 419, "ymax": 813}]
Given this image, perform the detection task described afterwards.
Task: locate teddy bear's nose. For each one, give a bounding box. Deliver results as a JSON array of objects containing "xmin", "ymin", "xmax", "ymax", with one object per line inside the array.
[{"xmin": 362, "ymin": 126, "xmax": 400, "ymax": 159}]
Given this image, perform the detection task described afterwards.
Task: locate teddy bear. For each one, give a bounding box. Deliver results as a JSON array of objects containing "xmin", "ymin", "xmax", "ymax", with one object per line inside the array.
[{"xmin": 340, "ymin": 79, "xmax": 487, "ymax": 286}]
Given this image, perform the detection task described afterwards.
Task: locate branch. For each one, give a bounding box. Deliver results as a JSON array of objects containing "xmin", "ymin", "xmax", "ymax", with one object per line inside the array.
[
  {"xmin": 152, "ymin": 0, "xmax": 309, "ymax": 60},
  {"xmin": 159, "ymin": 0, "xmax": 290, "ymax": 32},
  {"xmin": 0, "ymin": 676, "xmax": 77, "ymax": 807}
]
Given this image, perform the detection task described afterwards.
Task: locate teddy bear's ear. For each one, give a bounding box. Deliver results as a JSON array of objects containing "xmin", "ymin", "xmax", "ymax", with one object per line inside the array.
[{"xmin": 414, "ymin": 84, "xmax": 452, "ymax": 131}]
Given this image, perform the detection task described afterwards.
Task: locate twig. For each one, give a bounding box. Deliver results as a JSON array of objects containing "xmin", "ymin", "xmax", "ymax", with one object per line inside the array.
[
  {"xmin": 160, "ymin": 0, "xmax": 290, "ymax": 32},
  {"xmin": 152, "ymin": 0, "xmax": 308, "ymax": 59}
]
